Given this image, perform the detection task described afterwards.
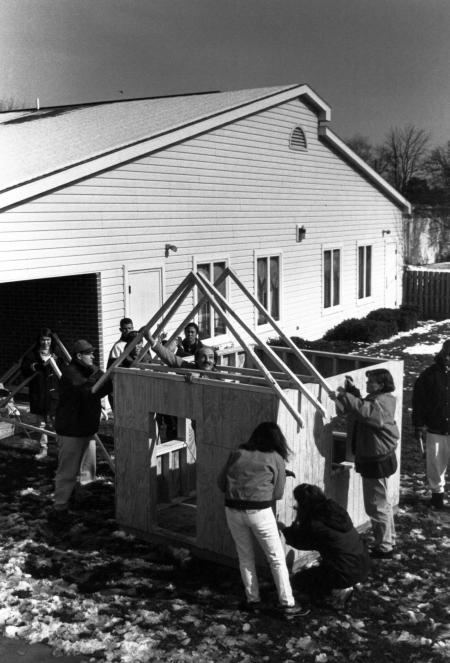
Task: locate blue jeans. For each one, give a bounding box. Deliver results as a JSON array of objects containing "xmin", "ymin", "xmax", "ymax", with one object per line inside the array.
[
  {"xmin": 54, "ymin": 436, "xmax": 96, "ymax": 509},
  {"xmin": 225, "ymin": 507, "xmax": 295, "ymax": 606},
  {"xmin": 362, "ymin": 476, "xmax": 396, "ymax": 552}
]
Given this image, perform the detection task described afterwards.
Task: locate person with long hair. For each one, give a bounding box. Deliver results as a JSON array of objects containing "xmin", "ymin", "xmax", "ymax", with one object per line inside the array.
[
  {"xmin": 332, "ymin": 369, "xmax": 399, "ymax": 559},
  {"xmin": 279, "ymin": 484, "xmax": 370, "ymax": 604},
  {"xmin": 21, "ymin": 327, "xmax": 66, "ymax": 458},
  {"xmin": 217, "ymin": 421, "xmax": 306, "ymax": 618}
]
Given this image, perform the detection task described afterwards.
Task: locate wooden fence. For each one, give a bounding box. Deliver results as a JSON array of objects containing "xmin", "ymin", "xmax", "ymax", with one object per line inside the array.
[{"xmin": 403, "ymin": 267, "xmax": 450, "ymax": 320}]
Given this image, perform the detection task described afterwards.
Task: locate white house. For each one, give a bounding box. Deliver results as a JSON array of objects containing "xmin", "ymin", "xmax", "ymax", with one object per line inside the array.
[{"xmin": 0, "ymin": 84, "xmax": 410, "ymax": 370}]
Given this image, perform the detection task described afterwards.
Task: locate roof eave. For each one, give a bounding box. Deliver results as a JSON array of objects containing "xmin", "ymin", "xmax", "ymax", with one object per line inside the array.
[
  {"xmin": 0, "ymin": 85, "xmax": 330, "ymax": 211},
  {"xmin": 318, "ymin": 125, "xmax": 412, "ymax": 214}
]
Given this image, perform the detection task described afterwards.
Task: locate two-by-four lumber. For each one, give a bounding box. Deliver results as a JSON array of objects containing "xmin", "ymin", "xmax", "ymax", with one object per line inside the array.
[
  {"xmin": 92, "ymin": 271, "xmax": 197, "ymax": 393},
  {"xmin": 192, "ymin": 272, "xmax": 305, "ymax": 427},
  {"xmin": 226, "ymin": 267, "xmax": 333, "ymax": 397},
  {"xmin": 196, "ymin": 271, "xmax": 327, "ymax": 417}
]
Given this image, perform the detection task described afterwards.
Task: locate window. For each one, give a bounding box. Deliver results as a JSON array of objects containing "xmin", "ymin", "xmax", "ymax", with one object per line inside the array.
[
  {"xmin": 257, "ymin": 255, "xmax": 280, "ymax": 324},
  {"xmin": 289, "ymin": 126, "xmax": 307, "ymax": 151},
  {"xmin": 358, "ymin": 245, "xmax": 372, "ymax": 299},
  {"xmin": 323, "ymin": 248, "xmax": 341, "ymax": 308},
  {"xmin": 197, "ymin": 260, "xmax": 227, "ymax": 339}
]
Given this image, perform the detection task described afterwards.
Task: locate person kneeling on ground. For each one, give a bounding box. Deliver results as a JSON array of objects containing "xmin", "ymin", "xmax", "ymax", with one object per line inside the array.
[{"xmin": 279, "ymin": 484, "xmax": 370, "ymax": 605}]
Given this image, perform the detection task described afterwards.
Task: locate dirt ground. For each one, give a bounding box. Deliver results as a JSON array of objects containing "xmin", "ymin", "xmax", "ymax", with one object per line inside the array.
[{"xmin": 0, "ymin": 319, "xmax": 449, "ymax": 663}]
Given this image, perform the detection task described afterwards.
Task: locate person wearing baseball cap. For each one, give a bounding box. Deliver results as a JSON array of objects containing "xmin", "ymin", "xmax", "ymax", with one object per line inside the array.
[{"xmin": 49, "ymin": 339, "xmax": 112, "ymax": 524}]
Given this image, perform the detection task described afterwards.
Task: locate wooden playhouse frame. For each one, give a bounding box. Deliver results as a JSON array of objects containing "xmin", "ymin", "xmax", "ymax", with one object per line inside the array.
[{"xmin": 94, "ymin": 269, "xmax": 403, "ymax": 570}]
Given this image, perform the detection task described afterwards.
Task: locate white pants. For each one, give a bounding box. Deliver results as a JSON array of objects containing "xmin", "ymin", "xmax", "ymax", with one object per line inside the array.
[
  {"xmin": 362, "ymin": 476, "xmax": 396, "ymax": 552},
  {"xmin": 225, "ymin": 507, "xmax": 295, "ymax": 606},
  {"xmin": 54, "ymin": 436, "xmax": 97, "ymax": 509},
  {"xmin": 426, "ymin": 432, "xmax": 450, "ymax": 493}
]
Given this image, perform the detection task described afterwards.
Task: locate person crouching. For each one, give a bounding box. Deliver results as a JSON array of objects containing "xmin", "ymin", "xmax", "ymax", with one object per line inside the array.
[{"xmin": 279, "ymin": 484, "xmax": 370, "ymax": 604}]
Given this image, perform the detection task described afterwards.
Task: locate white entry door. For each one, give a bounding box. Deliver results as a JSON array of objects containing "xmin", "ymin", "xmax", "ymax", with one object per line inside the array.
[
  {"xmin": 384, "ymin": 242, "xmax": 398, "ymax": 307},
  {"xmin": 127, "ymin": 268, "xmax": 163, "ymax": 329}
]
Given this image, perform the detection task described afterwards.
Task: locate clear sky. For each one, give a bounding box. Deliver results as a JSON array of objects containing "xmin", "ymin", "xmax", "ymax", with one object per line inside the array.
[{"xmin": 1, "ymin": 0, "xmax": 449, "ymax": 146}]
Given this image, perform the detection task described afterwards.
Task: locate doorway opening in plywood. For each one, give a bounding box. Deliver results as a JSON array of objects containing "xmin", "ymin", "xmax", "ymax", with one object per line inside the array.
[{"xmin": 153, "ymin": 411, "xmax": 197, "ymax": 538}]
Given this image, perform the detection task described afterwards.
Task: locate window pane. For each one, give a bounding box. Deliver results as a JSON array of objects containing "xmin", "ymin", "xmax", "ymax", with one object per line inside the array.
[
  {"xmin": 213, "ymin": 261, "xmax": 226, "ymax": 335},
  {"xmin": 332, "ymin": 250, "xmax": 340, "ymax": 306},
  {"xmin": 257, "ymin": 257, "xmax": 268, "ymax": 324},
  {"xmin": 358, "ymin": 246, "xmax": 364, "ymax": 299},
  {"xmin": 197, "ymin": 263, "xmax": 211, "ymax": 338},
  {"xmin": 324, "ymin": 250, "xmax": 331, "ymax": 308},
  {"xmin": 365, "ymin": 246, "xmax": 372, "ymax": 297},
  {"xmin": 270, "ymin": 256, "xmax": 280, "ymax": 320}
]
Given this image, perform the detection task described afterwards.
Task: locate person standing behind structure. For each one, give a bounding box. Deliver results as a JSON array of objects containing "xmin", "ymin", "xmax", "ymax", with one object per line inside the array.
[
  {"xmin": 412, "ymin": 339, "xmax": 450, "ymax": 510},
  {"xmin": 175, "ymin": 322, "xmax": 204, "ymax": 358},
  {"xmin": 332, "ymin": 369, "xmax": 399, "ymax": 559},
  {"xmin": 108, "ymin": 318, "xmax": 134, "ymax": 361},
  {"xmin": 21, "ymin": 327, "xmax": 66, "ymax": 459},
  {"xmin": 50, "ymin": 339, "xmax": 112, "ymax": 524},
  {"xmin": 217, "ymin": 421, "xmax": 307, "ymax": 619}
]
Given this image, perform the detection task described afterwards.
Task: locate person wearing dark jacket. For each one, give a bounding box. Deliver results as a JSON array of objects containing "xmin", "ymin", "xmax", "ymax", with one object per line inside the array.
[
  {"xmin": 280, "ymin": 484, "xmax": 370, "ymax": 602},
  {"xmin": 52, "ymin": 339, "xmax": 112, "ymax": 519},
  {"xmin": 21, "ymin": 327, "xmax": 66, "ymax": 458},
  {"xmin": 412, "ymin": 339, "xmax": 450, "ymax": 510},
  {"xmin": 332, "ymin": 369, "xmax": 399, "ymax": 559},
  {"xmin": 175, "ymin": 322, "xmax": 204, "ymax": 358}
]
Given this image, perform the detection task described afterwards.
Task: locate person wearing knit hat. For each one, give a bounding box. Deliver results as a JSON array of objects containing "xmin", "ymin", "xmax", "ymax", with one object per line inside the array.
[{"xmin": 412, "ymin": 339, "xmax": 450, "ymax": 510}]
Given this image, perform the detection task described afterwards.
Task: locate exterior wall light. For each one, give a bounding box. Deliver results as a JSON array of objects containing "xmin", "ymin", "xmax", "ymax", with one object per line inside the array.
[
  {"xmin": 165, "ymin": 243, "xmax": 178, "ymax": 257},
  {"xmin": 382, "ymin": 230, "xmax": 391, "ymax": 237},
  {"xmin": 296, "ymin": 225, "xmax": 306, "ymax": 242}
]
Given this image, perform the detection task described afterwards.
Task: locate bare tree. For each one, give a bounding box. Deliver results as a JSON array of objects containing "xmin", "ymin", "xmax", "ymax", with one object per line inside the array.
[
  {"xmin": 425, "ymin": 140, "xmax": 450, "ymax": 190},
  {"xmin": 381, "ymin": 125, "xmax": 430, "ymax": 194}
]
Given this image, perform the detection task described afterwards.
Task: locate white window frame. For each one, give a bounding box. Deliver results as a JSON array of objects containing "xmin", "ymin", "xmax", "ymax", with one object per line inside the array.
[
  {"xmin": 356, "ymin": 242, "xmax": 373, "ymax": 304},
  {"xmin": 322, "ymin": 245, "xmax": 343, "ymax": 314},
  {"xmin": 254, "ymin": 251, "xmax": 283, "ymax": 328},
  {"xmin": 193, "ymin": 256, "xmax": 230, "ymax": 342}
]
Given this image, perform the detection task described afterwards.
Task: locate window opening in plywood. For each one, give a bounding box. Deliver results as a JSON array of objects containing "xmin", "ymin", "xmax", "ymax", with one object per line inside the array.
[{"xmin": 154, "ymin": 412, "xmax": 197, "ymax": 538}]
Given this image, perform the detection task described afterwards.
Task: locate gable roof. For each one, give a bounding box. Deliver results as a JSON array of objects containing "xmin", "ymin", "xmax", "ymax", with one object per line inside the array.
[{"xmin": 0, "ymin": 84, "xmax": 410, "ymax": 212}]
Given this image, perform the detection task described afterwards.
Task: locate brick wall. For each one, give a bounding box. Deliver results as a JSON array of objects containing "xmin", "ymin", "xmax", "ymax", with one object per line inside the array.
[{"xmin": 0, "ymin": 273, "xmax": 102, "ymax": 377}]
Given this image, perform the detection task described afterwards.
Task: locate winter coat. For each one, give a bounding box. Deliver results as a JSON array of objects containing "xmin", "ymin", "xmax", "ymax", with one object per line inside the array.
[
  {"xmin": 21, "ymin": 349, "xmax": 65, "ymax": 417},
  {"xmin": 337, "ymin": 390, "xmax": 399, "ymax": 479},
  {"xmin": 412, "ymin": 354, "xmax": 450, "ymax": 435},
  {"xmin": 217, "ymin": 448, "xmax": 286, "ymax": 510},
  {"xmin": 55, "ymin": 360, "xmax": 112, "ymax": 437},
  {"xmin": 282, "ymin": 498, "xmax": 370, "ymax": 588}
]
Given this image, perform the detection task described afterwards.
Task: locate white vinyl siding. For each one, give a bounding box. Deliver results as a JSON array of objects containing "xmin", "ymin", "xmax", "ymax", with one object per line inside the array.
[{"xmin": 0, "ymin": 96, "xmax": 405, "ymax": 359}]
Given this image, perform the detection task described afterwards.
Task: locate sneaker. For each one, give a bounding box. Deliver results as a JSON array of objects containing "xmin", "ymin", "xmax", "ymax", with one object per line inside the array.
[
  {"xmin": 370, "ymin": 548, "xmax": 394, "ymax": 559},
  {"xmin": 277, "ymin": 604, "xmax": 311, "ymax": 620}
]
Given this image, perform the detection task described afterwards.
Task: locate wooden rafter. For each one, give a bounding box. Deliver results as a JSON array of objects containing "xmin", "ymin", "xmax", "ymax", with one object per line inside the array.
[{"xmin": 92, "ymin": 267, "xmax": 332, "ymax": 427}]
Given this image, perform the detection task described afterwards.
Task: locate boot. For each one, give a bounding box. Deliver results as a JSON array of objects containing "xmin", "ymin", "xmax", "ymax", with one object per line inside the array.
[{"xmin": 430, "ymin": 493, "xmax": 445, "ymax": 510}]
